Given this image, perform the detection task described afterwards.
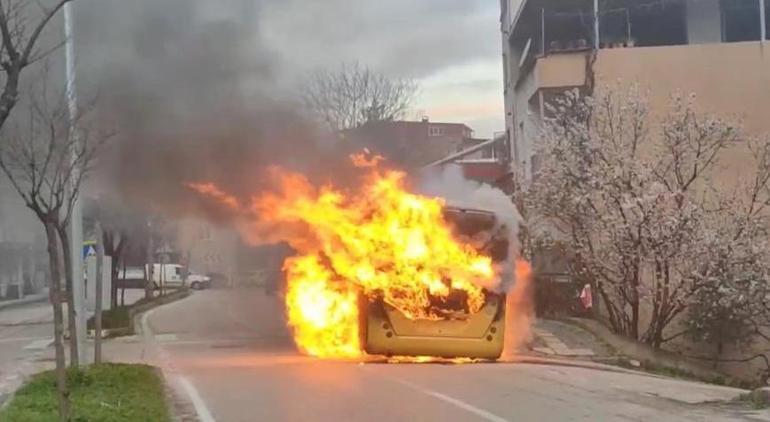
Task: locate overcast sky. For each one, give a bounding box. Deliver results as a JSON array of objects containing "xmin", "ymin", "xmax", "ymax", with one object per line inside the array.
[
  {"xmin": 74, "ymin": 0, "xmax": 505, "ymax": 139},
  {"xmin": 259, "ymin": 0, "xmax": 504, "ymax": 137},
  {"xmin": 257, "ymin": 0, "xmax": 505, "ymax": 138}
]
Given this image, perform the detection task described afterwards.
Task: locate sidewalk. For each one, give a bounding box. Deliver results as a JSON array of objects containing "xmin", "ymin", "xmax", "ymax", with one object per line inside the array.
[
  {"xmin": 0, "ymin": 290, "xmax": 49, "ymax": 312},
  {"xmin": 530, "ymin": 318, "xmax": 615, "ymax": 359},
  {"xmin": 528, "ymin": 317, "xmax": 750, "ymax": 389}
]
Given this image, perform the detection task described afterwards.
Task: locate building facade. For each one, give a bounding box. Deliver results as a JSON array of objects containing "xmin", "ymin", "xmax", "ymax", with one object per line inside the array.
[
  {"xmin": 500, "ymin": 0, "xmax": 770, "ymax": 380},
  {"xmin": 501, "ymin": 0, "xmax": 770, "ymax": 181},
  {"xmin": 341, "ymin": 119, "xmax": 475, "ymax": 169},
  {"xmin": 175, "ymin": 217, "xmax": 239, "ymax": 284}
]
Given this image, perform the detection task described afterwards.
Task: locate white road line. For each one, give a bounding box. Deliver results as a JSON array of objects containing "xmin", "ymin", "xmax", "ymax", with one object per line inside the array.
[
  {"xmin": 141, "ymin": 306, "xmax": 217, "ymax": 422},
  {"xmin": 177, "ymin": 375, "xmax": 216, "ymax": 422},
  {"xmin": 23, "ymin": 338, "xmax": 53, "ymax": 350},
  {"xmin": 0, "ymin": 336, "xmax": 47, "ymax": 344},
  {"xmin": 364, "ymin": 368, "xmax": 510, "ymax": 422}
]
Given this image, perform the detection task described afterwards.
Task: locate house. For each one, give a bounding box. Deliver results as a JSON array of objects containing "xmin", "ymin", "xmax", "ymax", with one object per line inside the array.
[
  {"xmin": 341, "ymin": 119, "xmax": 474, "ymax": 169},
  {"xmin": 501, "ymin": 0, "xmax": 770, "ymax": 182}
]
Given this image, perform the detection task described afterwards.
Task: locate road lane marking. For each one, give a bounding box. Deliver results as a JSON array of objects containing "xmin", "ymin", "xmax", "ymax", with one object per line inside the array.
[
  {"xmin": 23, "ymin": 338, "xmax": 53, "ymax": 350},
  {"xmin": 362, "ymin": 368, "xmax": 510, "ymax": 422},
  {"xmin": 177, "ymin": 375, "xmax": 216, "ymax": 422},
  {"xmin": 142, "ymin": 307, "xmax": 217, "ymax": 422},
  {"xmin": 0, "ymin": 336, "xmax": 47, "ymax": 344}
]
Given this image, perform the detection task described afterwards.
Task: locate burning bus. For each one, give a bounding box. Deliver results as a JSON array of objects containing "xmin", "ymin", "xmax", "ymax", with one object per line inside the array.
[
  {"xmin": 362, "ymin": 206, "xmax": 511, "ymax": 359},
  {"xmin": 190, "ymin": 154, "xmax": 524, "ymax": 361}
]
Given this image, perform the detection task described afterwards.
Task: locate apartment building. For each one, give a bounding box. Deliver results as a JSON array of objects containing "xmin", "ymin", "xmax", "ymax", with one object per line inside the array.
[{"xmin": 501, "ymin": 0, "xmax": 770, "ymax": 181}]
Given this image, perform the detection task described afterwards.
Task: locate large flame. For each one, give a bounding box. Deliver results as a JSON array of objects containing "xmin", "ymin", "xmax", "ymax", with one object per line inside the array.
[{"xmin": 189, "ymin": 156, "xmax": 499, "ymax": 358}]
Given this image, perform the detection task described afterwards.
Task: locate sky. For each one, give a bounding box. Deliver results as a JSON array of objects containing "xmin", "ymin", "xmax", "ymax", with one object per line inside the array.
[
  {"xmin": 256, "ymin": 0, "xmax": 505, "ymax": 138},
  {"xmin": 73, "ymin": 0, "xmax": 506, "ymax": 139}
]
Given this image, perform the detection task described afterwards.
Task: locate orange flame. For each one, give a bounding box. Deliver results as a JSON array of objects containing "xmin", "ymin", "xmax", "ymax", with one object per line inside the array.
[
  {"xmin": 190, "ymin": 156, "xmax": 498, "ymax": 358},
  {"xmin": 188, "ymin": 182, "xmax": 240, "ymax": 211},
  {"xmin": 350, "ymin": 150, "xmax": 384, "ymax": 168}
]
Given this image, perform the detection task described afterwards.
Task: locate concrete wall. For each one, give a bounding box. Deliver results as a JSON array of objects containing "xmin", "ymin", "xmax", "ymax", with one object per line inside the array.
[
  {"xmin": 594, "ymin": 42, "xmax": 770, "ymax": 190},
  {"xmin": 686, "ymin": 0, "xmax": 722, "ymax": 44},
  {"xmin": 535, "ymin": 52, "xmax": 588, "ymax": 89},
  {"xmin": 594, "ymin": 42, "xmax": 770, "ymax": 134},
  {"xmin": 512, "ymin": 41, "xmax": 770, "ymax": 182},
  {"xmin": 512, "ymin": 67, "xmax": 540, "ymax": 179},
  {"xmin": 501, "ymin": 0, "xmax": 526, "ymax": 34}
]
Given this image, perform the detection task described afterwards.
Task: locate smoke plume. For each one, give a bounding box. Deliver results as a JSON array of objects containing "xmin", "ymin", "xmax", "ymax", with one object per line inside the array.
[
  {"xmin": 73, "ymin": 0, "xmax": 351, "ymax": 220},
  {"xmin": 417, "ymin": 164, "xmax": 523, "ymax": 291}
]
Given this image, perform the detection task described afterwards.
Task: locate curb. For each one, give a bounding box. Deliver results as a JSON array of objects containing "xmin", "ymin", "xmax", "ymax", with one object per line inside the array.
[
  {"xmin": 505, "ymin": 355, "xmax": 751, "ymax": 403},
  {"xmin": 554, "ymin": 317, "xmax": 752, "ymax": 387},
  {"xmin": 0, "ymin": 293, "xmax": 49, "ymax": 312},
  {"xmin": 131, "ymin": 288, "xmax": 191, "ymax": 336},
  {"xmin": 502, "ymin": 354, "xmax": 658, "ymax": 377},
  {"xmin": 86, "ymin": 289, "xmax": 192, "ymax": 338}
]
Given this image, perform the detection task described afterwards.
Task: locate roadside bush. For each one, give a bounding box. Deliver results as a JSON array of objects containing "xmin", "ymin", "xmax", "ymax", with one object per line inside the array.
[{"xmin": 87, "ymin": 306, "xmax": 129, "ymax": 330}]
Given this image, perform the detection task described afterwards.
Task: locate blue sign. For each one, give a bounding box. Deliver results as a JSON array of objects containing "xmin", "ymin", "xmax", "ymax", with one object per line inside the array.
[{"xmin": 83, "ymin": 242, "xmax": 97, "ymax": 260}]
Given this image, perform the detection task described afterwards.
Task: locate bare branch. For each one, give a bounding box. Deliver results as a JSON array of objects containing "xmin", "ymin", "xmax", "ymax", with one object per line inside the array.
[
  {"xmin": 20, "ymin": 0, "xmax": 71, "ymax": 66},
  {"xmin": 300, "ymin": 61, "xmax": 418, "ymax": 132}
]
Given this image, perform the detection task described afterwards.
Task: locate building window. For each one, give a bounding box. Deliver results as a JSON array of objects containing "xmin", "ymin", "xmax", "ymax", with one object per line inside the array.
[
  {"xmin": 429, "ymin": 126, "xmax": 444, "ymax": 137},
  {"xmin": 627, "ymin": 0, "xmax": 687, "ymax": 47},
  {"xmin": 543, "ymin": 2, "xmax": 594, "ymax": 54},
  {"xmin": 722, "ymin": 0, "xmax": 762, "ymax": 42}
]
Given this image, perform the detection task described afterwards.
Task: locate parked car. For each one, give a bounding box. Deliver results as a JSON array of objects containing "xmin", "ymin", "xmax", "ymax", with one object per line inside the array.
[{"xmin": 116, "ymin": 264, "xmax": 211, "ymax": 290}]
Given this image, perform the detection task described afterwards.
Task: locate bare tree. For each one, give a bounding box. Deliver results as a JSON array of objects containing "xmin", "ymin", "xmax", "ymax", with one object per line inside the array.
[
  {"xmin": 301, "ymin": 62, "xmax": 418, "ymax": 132},
  {"xmin": 0, "ymin": 1, "xmax": 73, "ymax": 132},
  {"xmin": 84, "ymin": 195, "xmax": 143, "ymax": 308},
  {"xmin": 0, "ymin": 74, "xmax": 106, "ymax": 421}
]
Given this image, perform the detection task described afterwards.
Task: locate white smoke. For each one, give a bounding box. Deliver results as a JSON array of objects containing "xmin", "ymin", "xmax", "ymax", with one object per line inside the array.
[{"xmin": 417, "ymin": 164, "xmax": 523, "ymax": 293}]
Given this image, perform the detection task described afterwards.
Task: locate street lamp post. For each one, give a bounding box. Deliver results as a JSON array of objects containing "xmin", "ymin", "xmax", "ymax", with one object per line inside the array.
[{"xmin": 64, "ymin": 2, "xmax": 86, "ymax": 365}]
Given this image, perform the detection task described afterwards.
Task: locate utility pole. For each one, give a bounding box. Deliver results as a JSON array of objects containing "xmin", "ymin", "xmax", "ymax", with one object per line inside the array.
[
  {"xmin": 94, "ymin": 221, "xmax": 103, "ymax": 364},
  {"xmin": 145, "ymin": 219, "xmax": 154, "ymax": 300},
  {"xmin": 761, "ymin": 0, "xmax": 767, "ymax": 43},
  {"xmin": 64, "ymin": 2, "xmax": 86, "ymax": 364},
  {"xmin": 593, "ymin": 0, "xmax": 600, "ymax": 50}
]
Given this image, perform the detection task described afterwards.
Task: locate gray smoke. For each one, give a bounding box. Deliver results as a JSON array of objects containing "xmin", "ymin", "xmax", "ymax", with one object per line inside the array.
[
  {"xmin": 71, "ymin": 0, "xmax": 345, "ymax": 220},
  {"xmin": 417, "ymin": 164, "xmax": 523, "ymax": 292}
]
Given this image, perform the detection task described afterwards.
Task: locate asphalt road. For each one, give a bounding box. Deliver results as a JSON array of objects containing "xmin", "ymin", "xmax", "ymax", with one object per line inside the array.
[
  {"xmin": 144, "ymin": 289, "xmax": 770, "ymax": 422},
  {"xmin": 0, "ymin": 301, "xmax": 52, "ymax": 366}
]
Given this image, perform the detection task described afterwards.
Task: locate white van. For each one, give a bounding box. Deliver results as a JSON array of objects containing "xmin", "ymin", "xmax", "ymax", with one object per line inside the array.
[{"xmin": 117, "ymin": 264, "xmax": 211, "ymax": 290}]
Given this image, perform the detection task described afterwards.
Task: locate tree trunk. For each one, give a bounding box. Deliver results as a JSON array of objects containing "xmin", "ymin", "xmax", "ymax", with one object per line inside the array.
[
  {"xmin": 104, "ymin": 231, "xmax": 127, "ymax": 309},
  {"xmin": 145, "ymin": 228, "xmax": 154, "ymax": 300},
  {"xmin": 110, "ymin": 253, "xmax": 118, "ymax": 309},
  {"xmin": 44, "ymin": 221, "xmax": 70, "ymax": 421},
  {"xmin": 121, "ymin": 263, "xmax": 126, "ymax": 306},
  {"xmin": 56, "ymin": 225, "xmax": 79, "ymax": 367},
  {"xmin": 94, "ymin": 221, "xmax": 104, "ymax": 364}
]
